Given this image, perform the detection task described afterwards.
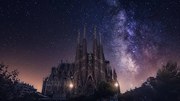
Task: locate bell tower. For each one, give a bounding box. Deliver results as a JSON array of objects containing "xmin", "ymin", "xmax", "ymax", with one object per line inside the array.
[
  {"xmin": 75, "ymin": 30, "xmax": 81, "ymax": 63},
  {"xmin": 81, "ymin": 25, "xmax": 88, "ymax": 85},
  {"xmin": 93, "ymin": 26, "xmax": 100, "ymax": 85}
]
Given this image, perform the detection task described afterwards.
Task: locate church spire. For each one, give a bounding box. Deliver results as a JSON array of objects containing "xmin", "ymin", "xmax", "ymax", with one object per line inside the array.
[
  {"xmin": 99, "ymin": 32, "xmax": 102, "ymax": 44},
  {"xmin": 93, "ymin": 26, "xmax": 97, "ymax": 39},
  {"xmin": 77, "ymin": 29, "xmax": 80, "ymax": 44},
  {"xmin": 82, "ymin": 25, "xmax": 87, "ymax": 59},
  {"xmin": 75, "ymin": 29, "xmax": 81, "ymax": 63},
  {"xmin": 113, "ymin": 69, "xmax": 117, "ymax": 80},
  {"xmin": 83, "ymin": 25, "xmax": 86, "ymax": 39},
  {"xmin": 93, "ymin": 26, "xmax": 98, "ymax": 57},
  {"xmin": 99, "ymin": 32, "xmax": 105, "ymax": 61},
  {"xmin": 82, "ymin": 25, "xmax": 87, "ymax": 84}
]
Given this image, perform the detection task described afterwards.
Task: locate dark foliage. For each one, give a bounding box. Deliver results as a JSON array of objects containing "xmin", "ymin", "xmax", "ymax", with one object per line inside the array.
[
  {"xmin": 95, "ymin": 81, "xmax": 118, "ymax": 98},
  {"xmin": 0, "ymin": 63, "xmax": 38, "ymax": 101},
  {"xmin": 121, "ymin": 61, "xmax": 180, "ymax": 101},
  {"xmin": 69, "ymin": 81, "xmax": 119, "ymax": 101}
]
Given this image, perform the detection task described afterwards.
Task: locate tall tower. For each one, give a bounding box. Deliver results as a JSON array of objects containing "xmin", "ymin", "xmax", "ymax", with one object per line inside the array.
[
  {"xmin": 113, "ymin": 69, "xmax": 117, "ymax": 80},
  {"xmin": 75, "ymin": 30, "xmax": 81, "ymax": 63},
  {"xmin": 81, "ymin": 25, "xmax": 87, "ymax": 85},
  {"xmin": 93, "ymin": 26, "xmax": 99, "ymax": 85},
  {"xmin": 99, "ymin": 32, "xmax": 106, "ymax": 81},
  {"xmin": 74, "ymin": 30, "xmax": 81, "ymax": 93},
  {"xmin": 99, "ymin": 32, "xmax": 105, "ymax": 61},
  {"xmin": 82, "ymin": 25, "xmax": 87, "ymax": 59},
  {"xmin": 93, "ymin": 26, "xmax": 98, "ymax": 59}
]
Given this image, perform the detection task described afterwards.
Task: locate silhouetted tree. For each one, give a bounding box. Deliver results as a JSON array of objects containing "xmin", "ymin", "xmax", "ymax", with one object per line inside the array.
[
  {"xmin": 0, "ymin": 63, "xmax": 19, "ymax": 100},
  {"xmin": 121, "ymin": 61, "xmax": 180, "ymax": 101},
  {"xmin": 155, "ymin": 61, "xmax": 180, "ymax": 101},
  {"xmin": 0, "ymin": 63, "xmax": 38, "ymax": 101}
]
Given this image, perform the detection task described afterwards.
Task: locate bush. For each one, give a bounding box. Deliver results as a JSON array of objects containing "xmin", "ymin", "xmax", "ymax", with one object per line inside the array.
[{"xmin": 96, "ymin": 81, "xmax": 117, "ymax": 98}]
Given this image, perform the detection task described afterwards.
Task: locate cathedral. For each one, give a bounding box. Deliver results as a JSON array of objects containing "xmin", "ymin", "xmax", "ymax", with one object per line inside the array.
[{"xmin": 42, "ymin": 27, "xmax": 120, "ymax": 99}]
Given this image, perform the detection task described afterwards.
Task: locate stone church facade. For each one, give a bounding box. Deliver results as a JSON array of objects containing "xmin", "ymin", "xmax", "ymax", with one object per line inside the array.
[{"xmin": 42, "ymin": 27, "xmax": 120, "ymax": 98}]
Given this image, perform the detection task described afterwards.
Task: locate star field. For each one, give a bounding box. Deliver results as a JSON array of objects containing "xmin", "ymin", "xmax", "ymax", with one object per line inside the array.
[{"xmin": 0, "ymin": 0, "xmax": 180, "ymax": 93}]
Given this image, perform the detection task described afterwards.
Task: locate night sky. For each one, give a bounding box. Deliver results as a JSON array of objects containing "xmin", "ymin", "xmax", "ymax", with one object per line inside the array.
[{"xmin": 0, "ymin": 0, "xmax": 180, "ymax": 93}]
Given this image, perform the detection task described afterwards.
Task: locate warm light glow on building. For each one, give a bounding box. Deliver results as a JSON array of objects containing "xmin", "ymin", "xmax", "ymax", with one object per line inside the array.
[
  {"xmin": 114, "ymin": 82, "xmax": 119, "ymax": 87},
  {"xmin": 69, "ymin": 83, "xmax": 74, "ymax": 89}
]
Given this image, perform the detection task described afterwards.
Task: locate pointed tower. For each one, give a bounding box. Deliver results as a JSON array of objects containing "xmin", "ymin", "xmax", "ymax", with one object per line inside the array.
[
  {"xmin": 81, "ymin": 25, "xmax": 87, "ymax": 85},
  {"xmin": 99, "ymin": 32, "xmax": 106, "ymax": 81},
  {"xmin": 82, "ymin": 25, "xmax": 87, "ymax": 58},
  {"xmin": 113, "ymin": 69, "xmax": 120, "ymax": 93},
  {"xmin": 93, "ymin": 26, "xmax": 98, "ymax": 59},
  {"xmin": 93, "ymin": 26, "xmax": 99, "ymax": 85},
  {"xmin": 99, "ymin": 32, "xmax": 105, "ymax": 61},
  {"xmin": 75, "ymin": 30, "xmax": 81, "ymax": 63},
  {"xmin": 113, "ymin": 69, "xmax": 117, "ymax": 80},
  {"xmin": 75, "ymin": 30, "xmax": 83, "ymax": 93}
]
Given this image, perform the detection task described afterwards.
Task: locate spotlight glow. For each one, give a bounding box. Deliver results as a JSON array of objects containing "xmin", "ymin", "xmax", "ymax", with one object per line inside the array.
[
  {"xmin": 69, "ymin": 83, "xmax": 74, "ymax": 89},
  {"xmin": 114, "ymin": 82, "xmax": 119, "ymax": 87}
]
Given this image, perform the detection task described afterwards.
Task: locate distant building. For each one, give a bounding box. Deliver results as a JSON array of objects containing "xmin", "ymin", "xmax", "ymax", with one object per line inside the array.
[{"xmin": 42, "ymin": 27, "xmax": 120, "ymax": 99}]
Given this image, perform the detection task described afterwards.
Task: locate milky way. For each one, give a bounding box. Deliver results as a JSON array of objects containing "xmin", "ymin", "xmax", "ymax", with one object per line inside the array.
[{"xmin": 103, "ymin": 0, "xmax": 180, "ymax": 92}]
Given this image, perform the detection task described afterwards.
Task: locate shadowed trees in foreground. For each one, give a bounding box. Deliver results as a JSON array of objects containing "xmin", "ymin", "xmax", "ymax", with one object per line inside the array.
[
  {"xmin": 0, "ymin": 63, "xmax": 38, "ymax": 101},
  {"xmin": 120, "ymin": 61, "xmax": 180, "ymax": 101}
]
